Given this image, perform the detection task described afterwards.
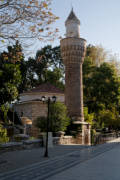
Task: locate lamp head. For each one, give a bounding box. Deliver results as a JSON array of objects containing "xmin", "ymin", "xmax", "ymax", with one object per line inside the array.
[
  {"xmin": 52, "ymin": 96, "xmax": 56, "ymax": 103},
  {"xmin": 41, "ymin": 96, "xmax": 46, "ymax": 102}
]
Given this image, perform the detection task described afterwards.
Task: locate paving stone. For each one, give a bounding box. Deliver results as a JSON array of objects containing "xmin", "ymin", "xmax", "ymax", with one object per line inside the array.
[{"xmin": 0, "ymin": 139, "xmax": 120, "ymax": 180}]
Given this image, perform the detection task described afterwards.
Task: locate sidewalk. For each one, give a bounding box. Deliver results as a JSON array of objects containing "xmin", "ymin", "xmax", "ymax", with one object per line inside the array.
[
  {"xmin": 0, "ymin": 144, "xmax": 88, "ymax": 173},
  {"xmin": 0, "ymin": 138, "xmax": 120, "ymax": 180},
  {"xmin": 46, "ymin": 143, "xmax": 120, "ymax": 180}
]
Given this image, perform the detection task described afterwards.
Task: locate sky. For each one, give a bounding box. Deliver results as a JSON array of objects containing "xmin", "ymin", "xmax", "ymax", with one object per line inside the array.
[{"xmin": 29, "ymin": 0, "xmax": 120, "ymax": 60}]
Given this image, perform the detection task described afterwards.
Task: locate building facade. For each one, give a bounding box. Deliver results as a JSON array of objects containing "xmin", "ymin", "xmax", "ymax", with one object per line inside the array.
[{"xmin": 15, "ymin": 83, "xmax": 64, "ymax": 137}]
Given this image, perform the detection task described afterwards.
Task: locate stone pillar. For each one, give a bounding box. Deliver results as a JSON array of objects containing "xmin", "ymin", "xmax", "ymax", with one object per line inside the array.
[
  {"xmin": 82, "ymin": 124, "xmax": 85, "ymax": 145},
  {"xmin": 43, "ymin": 132, "xmax": 53, "ymax": 148},
  {"xmin": 88, "ymin": 125, "xmax": 91, "ymax": 145},
  {"xmin": 83, "ymin": 124, "xmax": 91, "ymax": 145}
]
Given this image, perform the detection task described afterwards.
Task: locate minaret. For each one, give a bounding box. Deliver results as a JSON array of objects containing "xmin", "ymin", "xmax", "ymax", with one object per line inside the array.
[{"xmin": 60, "ymin": 9, "xmax": 86, "ymax": 122}]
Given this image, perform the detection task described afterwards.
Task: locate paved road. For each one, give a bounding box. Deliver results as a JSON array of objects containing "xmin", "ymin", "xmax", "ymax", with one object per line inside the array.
[{"xmin": 0, "ymin": 141, "xmax": 120, "ymax": 180}]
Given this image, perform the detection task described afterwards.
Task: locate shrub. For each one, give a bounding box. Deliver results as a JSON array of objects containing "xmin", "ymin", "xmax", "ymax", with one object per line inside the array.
[
  {"xmin": 0, "ymin": 124, "xmax": 9, "ymax": 144},
  {"xmin": 35, "ymin": 102, "xmax": 70, "ymax": 132}
]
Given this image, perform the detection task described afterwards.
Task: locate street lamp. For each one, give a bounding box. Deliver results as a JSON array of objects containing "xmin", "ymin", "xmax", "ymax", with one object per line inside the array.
[{"xmin": 41, "ymin": 95, "xmax": 56, "ymax": 157}]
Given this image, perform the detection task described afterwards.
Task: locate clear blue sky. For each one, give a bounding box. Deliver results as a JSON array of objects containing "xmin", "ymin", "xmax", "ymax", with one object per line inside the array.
[{"xmin": 30, "ymin": 0, "xmax": 120, "ymax": 59}]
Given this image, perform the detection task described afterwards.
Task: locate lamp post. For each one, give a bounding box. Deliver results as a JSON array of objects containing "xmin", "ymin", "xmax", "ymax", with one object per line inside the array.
[
  {"xmin": 12, "ymin": 102, "xmax": 16, "ymax": 135},
  {"xmin": 41, "ymin": 96, "xmax": 56, "ymax": 158}
]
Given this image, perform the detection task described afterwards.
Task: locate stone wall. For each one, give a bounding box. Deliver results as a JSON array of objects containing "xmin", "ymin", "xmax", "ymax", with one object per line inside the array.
[
  {"xmin": 15, "ymin": 103, "xmax": 32, "ymax": 120},
  {"xmin": 16, "ymin": 101, "xmax": 47, "ymax": 120},
  {"xmin": 15, "ymin": 101, "xmax": 48, "ymax": 137},
  {"xmin": 53, "ymin": 136, "xmax": 85, "ymax": 145},
  {"xmin": 0, "ymin": 139, "xmax": 42, "ymax": 153}
]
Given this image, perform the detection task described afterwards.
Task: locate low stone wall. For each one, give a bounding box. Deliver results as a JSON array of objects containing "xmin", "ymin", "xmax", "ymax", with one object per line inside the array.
[
  {"xmin": 53, "ymin": 136, "xmax": 74, "ymax": 145},
  {"xmin": 0, "ymin": 139, "xmax": 43, "ymax": 153},
  {"xmin": 0, "ymin": 134, "xmax": 89, "ymax": 154}
]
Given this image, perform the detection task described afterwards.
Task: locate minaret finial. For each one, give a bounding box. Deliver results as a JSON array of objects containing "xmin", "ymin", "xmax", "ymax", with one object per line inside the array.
[{"xmin": 71, "ymin": 1, "xmax": 73, "ymax": 11}]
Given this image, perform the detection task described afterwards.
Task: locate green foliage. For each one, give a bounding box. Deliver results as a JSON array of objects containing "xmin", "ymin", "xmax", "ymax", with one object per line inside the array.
[
  {"xmin": 84, "ymin": 61, "xmax": 120, "ymax": 112},
  {"xmin": 83, "ymin": 45, "xmax": 120, "ymax": 130},
  {"xmin": 50, "ymin": 102, "xmax": 70, "ymax": 132},
  {"xmin": 0, "ymin": 41, "xmax": 23, "ymax": 122},
  {"xmin": 35, "ymin": 46, "xmax": 63, "ymax": 71},
  {"xmin": 96, "ymin": 108, "xmax": 120, "ymax": 130},
  {"xmin": 0, "ymin": 104, "xmax": 9, "ymax": 123},
  {"xmin": 0, "ymin": 124, "xmax": 9, "ymax": 144},
  {"xmin": 84, "ymin": 107, "xmax": 94, "ymax": 125},
  {"xmin": 91, "ymin": 129, "xmax": 96, "ymax": 145},
  {"xmin": 20, "ymin": 45, "xmax": 64, "ymax": 92},
  {"xmin": 35, "ymin": 116, "xmax": 47, "ymax": 132},
  {"xmin": 0, "ymin": 64, "xmax": 21, "ymax": 103},
  {"xmin": 45, "ymin": 68, "xmax": 64, "ymax": 90},
  {"xmin": 86, "ymin": 44, "xmax": 107, "ymax": 66},
  {"xmin": 35, "ymin": 102, "xmax": 70, "ymax": 132},
  {"xmin": 35, "ymin": 46, "xmax": 64, "ymax": 88}
]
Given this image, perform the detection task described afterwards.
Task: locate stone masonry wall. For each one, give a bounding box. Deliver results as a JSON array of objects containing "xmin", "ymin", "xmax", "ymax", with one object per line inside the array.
[
  {"xmin": 15, "ymin": 103, "xmax": 32, "ymax": 120},
  {"xmin": 16, "ymin": 101, "xmax": 48, "ymax": 137}
]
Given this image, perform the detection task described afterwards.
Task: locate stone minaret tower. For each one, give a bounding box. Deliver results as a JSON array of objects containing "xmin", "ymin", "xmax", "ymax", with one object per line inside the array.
[{"xmin": 60, "ymin": 9, "xmax": 86, "ymax": 122}]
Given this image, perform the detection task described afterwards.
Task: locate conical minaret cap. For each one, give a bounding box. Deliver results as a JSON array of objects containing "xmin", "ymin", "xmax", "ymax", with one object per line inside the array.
[{"xmin": 65, "ymin": 8, "xmax": 80, "ymax": 26}]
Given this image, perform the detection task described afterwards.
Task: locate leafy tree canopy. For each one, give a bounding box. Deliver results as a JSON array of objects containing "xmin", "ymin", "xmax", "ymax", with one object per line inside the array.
[
  {"xmin": 0, "ymin": 41, "xmax": 22, "ymax": 122},
  {"xmin": 21, "ymin": 45, "xmax": 64, "ymax": 92},
  {"xmin": 84, "ymin": 62, "xmax": 120, "ymax": 114}
]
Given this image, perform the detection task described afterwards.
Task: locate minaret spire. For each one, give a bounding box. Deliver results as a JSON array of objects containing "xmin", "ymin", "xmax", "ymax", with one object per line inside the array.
[
  {"xmin": 71, "ymin": 1, "xmax": 73, "ymax": 11},
  {"xmin": 65, "ymin": 9, "xmax": 80, "ymax": 38}
]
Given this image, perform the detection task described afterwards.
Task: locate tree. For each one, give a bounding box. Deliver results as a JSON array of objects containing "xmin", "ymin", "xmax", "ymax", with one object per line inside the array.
[
  {"xmin": 91, "ymin": 63, "xmax": 120, "ymax": 112},
  {"xmin": 0, "ymin": 42, "xmax": 22, "ymax": 122},
  {"xmin": 36, "ymin": 46, "xmax": 63, "ymax": 70},
  {"xmin": 35, "ymin": 45, "xmax": 64, "ymax": 88},
  {"xmin": 97, "ymin": 108, "xmax": 120, "ymax": 130},
  {"xmin": 19, "ymin": 57, "xmax": 38, "ymax": 92},
  {"xmin": 107, "ymin": 53, "xmax": 120, "ymax": 76},
  {"xmin": 0, "ymin": 124, "xmax": 9, "ymax": 143},
  {"xmin": 86, "ymin": 44, "xmax": 107, "ymax": 67},
  {"xmin": 35, "ymin": 102, "xmax": 70, "ymax": 132},
  {"xmin": 0, "ymin": 63, "xmax": 21, "ymax": 105},
  {"xmin": 0, "ymin": 0, "xmax": 59, "ymax": 46},
  {"xmin": 45, "ymin": 68, "xmax": 64, "ymax": 90},
  {"xmin": 20, "ymin": 45, "xmax": 64, "ymax": 92},
  {"xmin": 84, "ymin": 107, "xmax": 94, "ymax": 125},
  {"xmin": 83, "ymin": 59, "xmax": 120, "ymax": 114},
  {"xmin": 83, "ymin": 56, "xmax": 96, "ymax": 106},
  {"xmin": 83, "ymin": 47, "xmax": 120, "ymax": 130}
]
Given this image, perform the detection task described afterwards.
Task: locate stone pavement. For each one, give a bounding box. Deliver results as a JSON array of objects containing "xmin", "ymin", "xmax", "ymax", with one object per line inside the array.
[
  {"xmin": 0, "ymin": 139, "xmax": 120, "ymax": 180},
  {"xmin": 46, "ymin": 142, "xmax": 120, "ymax": 180},
  {"xmin": 0, "ymin": 144, "xmax": 89, "ymax": 173}
]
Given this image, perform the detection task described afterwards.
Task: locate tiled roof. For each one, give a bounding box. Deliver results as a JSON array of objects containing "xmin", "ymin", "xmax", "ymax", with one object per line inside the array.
[{"xmin": 24, "ymin": 83, "xmax": 64, "ymax": 94}]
